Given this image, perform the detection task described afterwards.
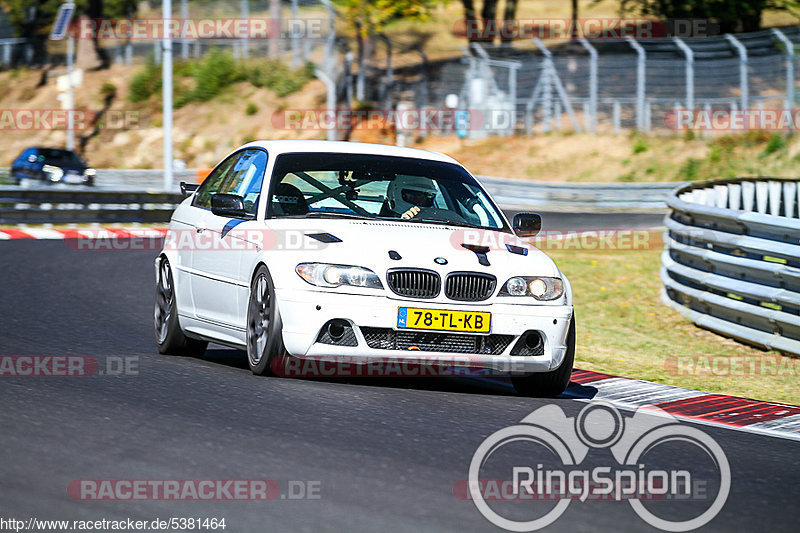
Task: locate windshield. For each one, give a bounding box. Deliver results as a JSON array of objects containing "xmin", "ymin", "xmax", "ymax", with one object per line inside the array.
[
  {"xmin": 37, "ymin": 149, "xmax": 84, "ymax": 167},
  {"xmin": 268, "ymin": 153, "xmax": 508, "ymax": 231}
]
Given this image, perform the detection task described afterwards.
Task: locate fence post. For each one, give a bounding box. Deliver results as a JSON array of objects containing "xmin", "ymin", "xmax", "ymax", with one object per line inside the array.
[
  {"xmin": 291, "ymin": 0, "xmax": 300, "ymax": 67},
  {"xmin": 376, "ymin": 33, "xmax": 392, "ymax": 110},
  {"xmin": 771, "ymin": 28, "xmax": 795, "ymax": 111},
  {"xmin": 578, "ymin": 37, "xmax": 597, "ymax": 134},
  {"xmin": 315, "ymin": 68, "xmax": 337, "ymax": 141},
  {"xmin": 181, "ymin": 0, "xmax": 189, "ymax": 59},
  {"xmin": 673, "ymin": 37, "xmax": 694, "ymax": 112},
  {"xmin": 613, "ymin": 100, "xmax": 620, "ymax": 134},
  {"xmin": 626, "ymin": 37, "xmax": 646, "ymax": 132},
  {"xmin": 725, "ymin": 34, "xmax": 748, "ymax": 113}
]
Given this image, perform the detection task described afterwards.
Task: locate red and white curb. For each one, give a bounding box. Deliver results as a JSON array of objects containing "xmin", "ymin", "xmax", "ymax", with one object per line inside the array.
[
  {"xmin": 477, "ymin": 369, "xmax": 800, "ymax": 441},
  {"xmin": 568, "ymin": 369, "xmax": 800, "ymax": 440},
  {"xmin": 0, "ymin": 227, "xmax": 168, "ymax": 240}
]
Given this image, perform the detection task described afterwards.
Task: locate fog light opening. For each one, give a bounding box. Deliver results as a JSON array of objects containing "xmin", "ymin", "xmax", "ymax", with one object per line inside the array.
[
  {"xmin": 525, "ymin": 332, "xmax": 543, "ymax": 351},
  {"xmin": 328, "ymin": 321, "xmax": 346, "ymax": 341}
]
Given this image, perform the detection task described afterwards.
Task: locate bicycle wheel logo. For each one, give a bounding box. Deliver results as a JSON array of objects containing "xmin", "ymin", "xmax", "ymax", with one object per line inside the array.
[{"xmin": 468, "ymin": 402, "xmax": 730, "ymax": 532}]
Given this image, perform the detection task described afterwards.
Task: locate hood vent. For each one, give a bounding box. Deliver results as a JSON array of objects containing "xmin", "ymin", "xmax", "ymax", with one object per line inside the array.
[{"xmin": 306, "ymin": 232, "xmax": 342, "ymax": 243}]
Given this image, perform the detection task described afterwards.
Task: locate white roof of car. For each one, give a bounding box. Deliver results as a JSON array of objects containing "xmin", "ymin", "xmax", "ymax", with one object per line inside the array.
[{"xmin": 239, "ymin": 140, "xmax": 461, "ymax": 165}]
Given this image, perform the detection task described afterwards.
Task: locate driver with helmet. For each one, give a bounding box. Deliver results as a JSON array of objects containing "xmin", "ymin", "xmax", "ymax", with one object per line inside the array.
[{"xmin": 382, "ymin": 175, "xmax": 438, "ymax": 219}]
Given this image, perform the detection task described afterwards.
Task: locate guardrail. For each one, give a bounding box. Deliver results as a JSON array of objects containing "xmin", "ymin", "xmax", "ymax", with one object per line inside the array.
[
  {"xmin": 0, "ymin": 188, "xmax": 183, "ymax": 224},
  {"xmin": 477, "ymin": 175, "xmax": 680, "ymax": 210},
  {"xmin": 0, "ymin": 168, "xmax": 678, "ymax": 220},
  {"xmin": 661, "ymin": 177, "xmax": 800, "ymax": 355}
]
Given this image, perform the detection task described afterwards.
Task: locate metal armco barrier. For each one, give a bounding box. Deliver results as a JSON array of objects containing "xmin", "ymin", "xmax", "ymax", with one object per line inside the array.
[
  {"xmin": 0, "ymin": 188, "xmax": 183, "ymax": 224},
  {"xmin": 478, "ymin": 175, "xmax": 680, "ymax": 210},
  {"xmin": 661, "ymin": 177, "xmax": 800, "ymax": 355}
]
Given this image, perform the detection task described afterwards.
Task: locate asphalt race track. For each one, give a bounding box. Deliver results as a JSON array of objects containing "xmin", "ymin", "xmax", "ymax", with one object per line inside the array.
[{"xmin": 1, "ymin": 238, "xmax": 799, "ymax": 532}]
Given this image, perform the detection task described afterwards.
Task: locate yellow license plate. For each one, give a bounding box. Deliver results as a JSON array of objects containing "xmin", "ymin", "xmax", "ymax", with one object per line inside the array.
[{"xmin": 397, "ymin": 308, "xmax": 491, "ymax": 333}]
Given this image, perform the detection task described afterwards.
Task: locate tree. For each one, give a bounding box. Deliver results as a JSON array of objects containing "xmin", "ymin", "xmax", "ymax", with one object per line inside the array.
[
  {"xmin": 458, "ymin": 0, "xmax": 520, "ymax": 45},
  {"xmin": 0, "ymin": 0, "xmax": 136, "ymax": 66},
  {"xmin": 615, "ymin": 0, "xmax": 795, "ymax": 34},
  {"xmin": 333, "ymin": 0, "xmax": 441, "ymax": 101}
]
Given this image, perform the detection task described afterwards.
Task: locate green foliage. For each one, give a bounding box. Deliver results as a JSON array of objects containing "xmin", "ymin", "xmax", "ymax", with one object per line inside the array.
[
  {"xmin": 0, "ymin": 0, "xmax": 137, "ymax": 38},
  {"xmin": 240, "ymin": 60, "xmax": 316, "ymax": 97},
  {"xmin": 632, "ymin": 138, "xmax": 648, "ymax": 154},
  {"xmin": 616, "ymin": 0, "xmax": 791, "ymax": 33},
  {"xmin": 333, "ymin": 0, "xmax": 441, "ymax": 36},
  {"xmin": 128, "ymin": 57, "xmax": 161, "ymax": 102},
  {"xmin": 762, "ymin": 133, "xmax": 788, "ymax": 156},
  {"xmin": 680, "ymin": 158, "xmax": 701, "ymax": 180},
  {"xmin": 127, "ymin": 53, "xmax": 315, "ymax": 107},
  {"xmin": 192, "ymin": 49, "xmax": 239, "ymax": 102},
  {"xmin": 245, "ymin": 102, "xmax": 259, "ymax": 116},
  {"xmin": 99, "ymin": 82, "xmax": 117, "ymax": 99}
]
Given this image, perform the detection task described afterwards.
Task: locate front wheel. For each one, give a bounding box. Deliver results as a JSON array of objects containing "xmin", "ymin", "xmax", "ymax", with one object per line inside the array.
[
  {"xmin": 246, "ymin": 265, "xmax": 287, "ymax": 376},
  {"xmin": 154, "ymin": 257, "xmax": 208, "ymax": 356},
  {"xmin": 511, "ymin": 316, "xmax": 575, "ymax": 397}
]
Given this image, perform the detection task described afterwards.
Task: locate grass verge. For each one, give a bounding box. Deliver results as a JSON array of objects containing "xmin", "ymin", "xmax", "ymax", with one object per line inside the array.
[{"xmin": 551, "ymin": 247, "xmax": 799, "ymax": 405}]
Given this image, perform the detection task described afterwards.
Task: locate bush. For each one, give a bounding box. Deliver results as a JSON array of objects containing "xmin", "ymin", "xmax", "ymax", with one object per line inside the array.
[
  {"xmin": 193, "ymin": 49, "xmax": 239, "ymax": 102},
  {"xmin": 632, "ymin": 138, "xmax": 648, "ymax": 154},
  {"xmin": 245, "ymin": 102, "xmax": 259, "ymax": 116},
  {"xmin": 128, "ymin": 58, "xmax": 160, "ymax": 102},
  {"xmin": 680, "ymin": 158, "xmax": 701, "ymax": 180},
  {"xmin": 762, "ymin": 133, "xmax": 787, "ymax": 157},
  {"xmin": 100, "ymin": 81, "xmax": 117, "ymax": 100},
  {"xmin": 127, "ymin": 53, "xmax": 315, "ymax": 106}
]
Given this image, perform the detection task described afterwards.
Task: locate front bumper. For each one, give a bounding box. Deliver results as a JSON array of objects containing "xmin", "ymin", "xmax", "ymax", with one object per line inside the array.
[{"xmin": 276, "ymin": 288, "xmax": 573, "ymax": 373}]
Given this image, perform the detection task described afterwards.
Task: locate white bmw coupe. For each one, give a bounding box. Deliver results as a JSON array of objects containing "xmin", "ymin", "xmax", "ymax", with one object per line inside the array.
[{"xmin": 155, "ymin": 140, "xmax": 575, "ymax": 396}]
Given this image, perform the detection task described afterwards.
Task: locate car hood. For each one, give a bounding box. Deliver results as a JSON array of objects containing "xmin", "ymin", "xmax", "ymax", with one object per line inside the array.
[{"xmin": 262, "ymin": 218, "xmax": 561, "ymax": 280}]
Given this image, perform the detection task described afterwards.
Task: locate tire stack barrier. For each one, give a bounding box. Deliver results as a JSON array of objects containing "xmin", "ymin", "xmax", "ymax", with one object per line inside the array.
[{"xmin": 661, "ymin": 177, "xmax": 800, "ymax": 355}]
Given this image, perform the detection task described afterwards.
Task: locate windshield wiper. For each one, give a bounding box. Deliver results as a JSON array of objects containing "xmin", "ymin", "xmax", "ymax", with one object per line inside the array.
[
  {"xmin": 410, "ymin": 218, "xmax": 488, "ymax": 230},
  {"xmin": 299, "ymin": 212, "xmax": 374, "ymax": 220}
]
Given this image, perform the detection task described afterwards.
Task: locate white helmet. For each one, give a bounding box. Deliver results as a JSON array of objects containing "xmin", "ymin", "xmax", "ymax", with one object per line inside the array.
[{"xmin": 386, "ymin": 175, "xmax": 437, "ymax": 214}]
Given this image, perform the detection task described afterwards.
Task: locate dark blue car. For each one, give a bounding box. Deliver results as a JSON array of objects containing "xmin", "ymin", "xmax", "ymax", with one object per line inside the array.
[{"xmin": 10, "ymin": 147, "xmax": 95, "ymax": 186}]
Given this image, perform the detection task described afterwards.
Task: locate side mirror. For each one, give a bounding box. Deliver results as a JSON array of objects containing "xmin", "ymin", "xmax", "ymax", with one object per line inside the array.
[
  {"xmin": 180, "ymin": 181, "xmax": 199, "ymax": 197},
  {"xmin": 512, "ymin": 212, "xmax": 541, "ymax": 237},
  {"xmin": 211, "ymin": 193, "xmax": 253, "ymax": 219}
]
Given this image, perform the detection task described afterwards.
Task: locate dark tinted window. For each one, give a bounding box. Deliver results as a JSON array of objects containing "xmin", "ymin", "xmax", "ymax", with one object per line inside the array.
[{"xmin": 37, "ymin": 149, "xmax": 84, "ymax": 167}]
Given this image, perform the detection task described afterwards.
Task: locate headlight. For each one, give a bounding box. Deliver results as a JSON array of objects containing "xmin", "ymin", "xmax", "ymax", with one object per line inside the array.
[
  {"xmin": 85, "ymin": 168, "xmax": 96, "ymax": 176},
  {"xmin": 296, "ymin": 263, "xmax": 383, "ymax": 289},
  {"xmin": 42, "ymin": 165, "xmax": 63, "ymax": 181},
  {"xmin": 499, "ymin": 276, "xmax": 564, "ymax": 300}
]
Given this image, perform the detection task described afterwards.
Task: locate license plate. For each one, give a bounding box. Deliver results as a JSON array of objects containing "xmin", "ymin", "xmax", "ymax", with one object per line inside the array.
[
  {"xmin": 63, "ymin": 174, "xmax": 83, "ymax": 184},
  {"xmin": 397, "ymin": 307, "xmax": 491, "ymax": 333}
]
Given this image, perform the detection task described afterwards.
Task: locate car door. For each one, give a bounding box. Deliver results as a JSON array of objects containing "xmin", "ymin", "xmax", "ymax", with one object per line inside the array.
[
  {"xmin": 191, "ymin": 148, "xmax": 268, "ymax": 329},
  {"xmin": 167, "ymin": 151, "xmax": 240, "ymax": 320}
]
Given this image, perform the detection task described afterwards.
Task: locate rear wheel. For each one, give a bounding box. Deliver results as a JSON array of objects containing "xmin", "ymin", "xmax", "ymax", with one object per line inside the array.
[
  {"xmin": 247, "ymin": 265, "xmax": 287, "ymax": 376},
  {"xmin": 511, "ymin": 316, "xmax": 575, "ymax": 397},
  {"xmin": 154, "ymin": 257, "xmax": 207, "ymax": 356}
]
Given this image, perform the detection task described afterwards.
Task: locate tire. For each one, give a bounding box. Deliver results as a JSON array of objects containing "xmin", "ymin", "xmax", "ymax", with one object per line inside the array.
[
  {"xmin": 154, "ymin": 257, "xmax": 208, "ymax": 356},
  {"xmin": 511, "ymin": 316, "xmax": 576, "ymax": 397},
  {"xmin": 246, "ymin": 265, "xmax": 287, "ymax": 376}
]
